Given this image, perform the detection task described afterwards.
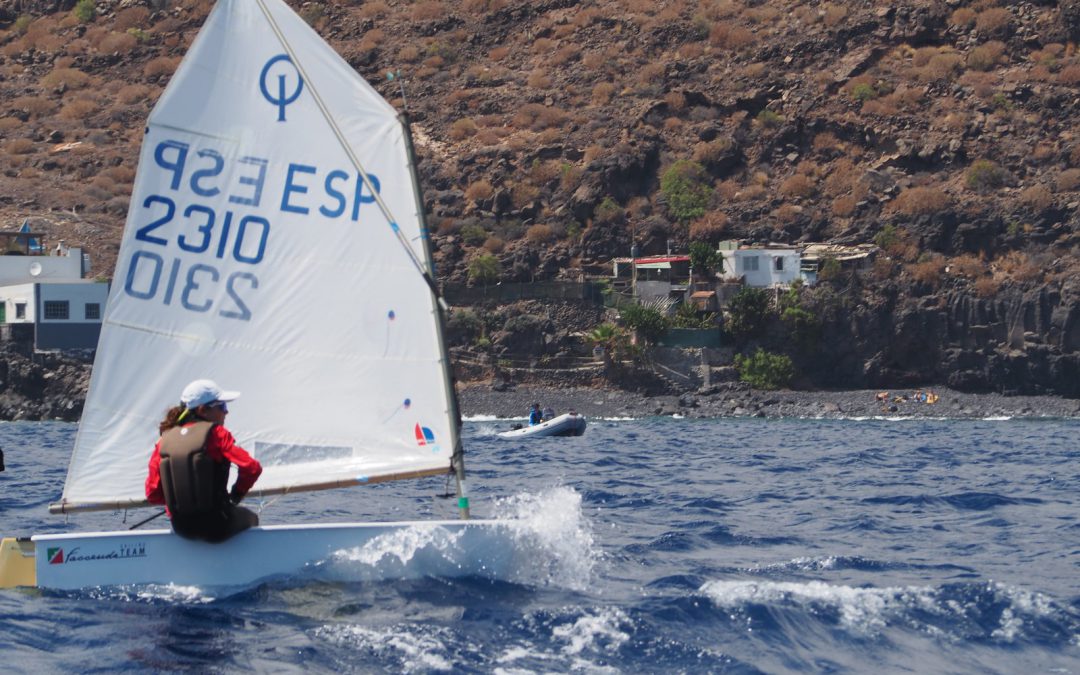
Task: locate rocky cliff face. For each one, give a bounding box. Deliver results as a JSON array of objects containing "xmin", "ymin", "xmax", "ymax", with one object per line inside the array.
[{"xmin": 1, "ymin": 0, "xmax": 1078, "ymax": 396}]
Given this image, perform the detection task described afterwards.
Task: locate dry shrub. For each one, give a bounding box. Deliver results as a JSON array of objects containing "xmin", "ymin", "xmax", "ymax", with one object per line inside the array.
[
  {"xmin": 12, "ymin": 96, "xmax": 55, "ymax": 119},
  {"xmin": 736, "ymin": 184, "xmax": 767, "ymax": 201},
  {"xmin": 996, "ymin": 251, "xmax": 1041, "ymax": 283},
  {"xmin": 465, "ymin": 179, "xmax": 494, "ymax": 202},
  {"xmin": 664, "ymin": 91, "xmax": 687, "ymax": 111},
  {"xmin": 483, "ymin": 236, "xmax": 505, "ymax": 253},
  {"xmin": 889, "ymin": 186, "xmax": 950, "ymax": 216},
  {"xmin": 1070, "ymin": 145, "xmax": 1080, "ymax": 168},
  {"xmin": 144, "ymin": 56, "xmax": 179, "ymax": 78},
  {"xmin": 410, "ymin": 1, "xmax": 445, "ymax": 21},
  {"xmin": 663, "ymin": 117, "xmax": 682, "ymax": 132},
  {"xmin": 773, "ymin": 203, "xmax": 802, "ymax": 224},
  {"xmin": 528, "ymin": 159, "xmax": 561, "ymax": 185},
  {"xmin": 527, "ymin": 68, "xmax": 551, "ymax": 89},
  {"xmin": 117, "ymin": 83, "xmax": 150, "ymax": 105},
  {"xmin": 709, "ymin": 22, "xmax": 754, "ymax": 50},
  {"xmin": 357, "ymin": 0, "xmax": 389, "ymax": 18},
  {"xmin": 550, "ymin": 45, "xmax": 580, "ymax": 67},
  {"xmin": 812, "ymin": 132, "xmax": 841, "ymax": 153},
  {"xmin": 507, "ymin": 181, "xmax": 537, "ymax": 208},
  {"xmin": 973, "ymin": 276, "xmax": 1001, "ymax": 298},
  {"xmin": 949, "ymin": 7, "xmax": 976, "ymax": 27},
  {"xmin": 102, "ymin": 166, "xmax": 135, "ymax": 184},
  {"xmin": 511, "ymin": 104, "xmax": 566, "ymax": 130},
  {"xmin": 525, "ymin": 223, "xmax": 554, "ymax": 243},
  {"xmin": 918, "ymin": 51, "xmax": 964, "ymax": 82},
  {"xmin": 822, "ymin": 3, "xmax": 847, "ymax": 27},
  {"xmin": 779, "ymin": 174, "xmax": 815, "ymax": 198},
  {"xmin": 949, "ymin": 253, "xmax": 984, "ymax": 279},
  {"xmin": 692, "ymin": 137, "xmax": 733, "ymax": 165},
  {"xmin": 1018, "ymin": 184, "xmax": 1053, "ymax": 209},
  {"xmin": 591, "ymin": 82, "xmax": 616, "ymax": 105},
  {"xmin": 1058, "ymin": 65, "xmax": 1080, "ymax": 85},
  {"xmin": 6, "ymin": 138, "xmax": 35, "ymax": 155},
  {"xmin": 960, "ymin": 70, "xmax": 998, "ymax": 98},
  {"xmin": 1056, "ymin": 168, "xmax": 1080, "ymax": 192},
  {"xmin": 967, "ymin": 41, "xmax": 1005, "ymax": 71},
  {"xmin": 58, "ymin": 98, "xmax": 97, "ymax": 120},
  {"xmin": 831, "ymin": 195, "xmax": 857, "ymax": 217},
  {"xmin": 99, "ymin": 31, "xmax": 138, "ymax": 54},
  {"xmin": 909, "ymin": 256, "xmax": 945, "ymax": 287},
  {"xmin": 689, "ymin": 211, "xmax": 729, "ymax": 241},
  {"xmin": 823, "ymin": 158, "xmax": 858, "ymax": 197},
  {"xmin": 449, "ymin": 118, "xmax": 478, "ymax": 140},
  {"xmin": 114, "ymin": 6, "xmax": 150, "ymax": 31},
  {"xmin": 975, "ymin": 7, "xmax": 1011, "ymax": 37},
  {"xmin": 678, "ymin": 43, "xmax": 705, "ymax": 60},
  {"xmin": 41, "ymin": 67, "xmax": 91, "ymax": 89},
  {"xmin": 0, "ymin": 118, "xmax": 21, "ymax": 133},
  {"xmin": 531, "ymin": 37, "xmax": 555, "ymax": 55}
]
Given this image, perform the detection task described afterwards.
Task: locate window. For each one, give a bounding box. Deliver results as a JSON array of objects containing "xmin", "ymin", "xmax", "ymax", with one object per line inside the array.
[
  {"xmin": 774, "ymin": 256, "xmax": 784, "ymax": 271},
  {"xmin": 15, "ymin": 303, "xmax": 26, "ymax": 320},
  {"xmin": 742, "ymin": 256, "xmax": 759, "ymax": 272},
  {"xmin": 43, "ymin": 300, "xmax": 69, "ymax": 320},
  {"xmin": 85, "ymin": 303, "xmax": 101, "ymax": 320}
]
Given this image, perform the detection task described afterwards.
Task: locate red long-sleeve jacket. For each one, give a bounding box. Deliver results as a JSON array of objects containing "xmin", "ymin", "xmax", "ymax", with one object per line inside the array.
[{"xmin": 145, "ymin": 423, "xmax": 263, "ymax": 507}]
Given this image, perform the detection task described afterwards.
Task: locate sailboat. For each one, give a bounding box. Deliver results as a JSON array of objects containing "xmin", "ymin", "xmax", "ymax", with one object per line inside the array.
[{"xmin": 0, "ymin": 0, "xmax": 511, "ymax": 590}]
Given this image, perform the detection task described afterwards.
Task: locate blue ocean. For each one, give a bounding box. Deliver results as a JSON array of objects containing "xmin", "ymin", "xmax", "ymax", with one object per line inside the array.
[{"xmin": 1, "ymin": 416, "xmax": 1078, "ymax": 673}]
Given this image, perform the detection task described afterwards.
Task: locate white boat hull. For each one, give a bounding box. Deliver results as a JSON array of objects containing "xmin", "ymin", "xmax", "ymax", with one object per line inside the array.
[
  {"xmin": 497, "ymin": 413, "xmax": 587, "ymax": 439},
  {"xmin": 33, "ymin": 520, "xmax": 511, "ymax": 590}
]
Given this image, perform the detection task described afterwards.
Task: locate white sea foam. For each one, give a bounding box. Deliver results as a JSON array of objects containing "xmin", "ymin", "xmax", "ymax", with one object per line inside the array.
[
  {"xmin": 315, "ymin": 623, "xmax": 453, "ymax": 672},
  {"xmin": 462, "ymin": 414, "xmax": 504, "ymax": 422},
  {"xmin": 87, "ymin": 583, "xmax": 214, "ymax": 603},
  {"xmin": 552, "ymin": 607, "xmax": 631, "ymax": 656},
  {"xmin": 701, "ymin": 579, "xmax": 1065, "ymax": 640},
  {"xmin": 489, "ymin": 487, "xmax": 599, "ymax": 591}
]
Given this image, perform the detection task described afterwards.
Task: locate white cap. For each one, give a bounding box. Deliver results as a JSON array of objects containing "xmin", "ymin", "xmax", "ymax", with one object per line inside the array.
[{"xmin": 180, "ymin": 379, "xmax": 240, "ymax": 409}]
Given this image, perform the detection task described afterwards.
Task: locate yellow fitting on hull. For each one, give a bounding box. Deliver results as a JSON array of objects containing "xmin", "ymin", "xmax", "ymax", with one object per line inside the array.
[{"xmin": 0, "ymin": 537, "xmax": 36, "ymax": 589}]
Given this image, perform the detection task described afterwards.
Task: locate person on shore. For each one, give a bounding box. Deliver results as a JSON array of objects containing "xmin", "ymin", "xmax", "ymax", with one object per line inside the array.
[
  {"xmin": 529, "ymin": 403, "xmax": 542, "ymax": 426},
  {"xmin": 145, "ymin": 379, "xmax": 263, "ymax": 543}
]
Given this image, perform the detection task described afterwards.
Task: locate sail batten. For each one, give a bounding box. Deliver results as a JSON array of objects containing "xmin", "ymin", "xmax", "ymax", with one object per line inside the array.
[{"xmin": 60, "ymin": 0, "xmax": 459, "ymax": 510}]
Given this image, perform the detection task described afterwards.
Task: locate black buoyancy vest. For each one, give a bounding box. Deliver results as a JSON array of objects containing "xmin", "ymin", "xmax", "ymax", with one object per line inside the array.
[{"xmin": 158, "ymin": 421, "xmax": 230, "ymax": 517}]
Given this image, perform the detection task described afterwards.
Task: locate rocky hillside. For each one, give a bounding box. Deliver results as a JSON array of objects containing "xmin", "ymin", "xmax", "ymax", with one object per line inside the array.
[{"xmin": 1, "ymin": 0, "xmax": 1079, "ymax": 395}]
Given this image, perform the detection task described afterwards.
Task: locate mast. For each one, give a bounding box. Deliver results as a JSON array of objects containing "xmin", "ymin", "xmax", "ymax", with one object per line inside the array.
[{"xmin": 399, "ymin": 112, "xmax": 470, "ymax": 520}]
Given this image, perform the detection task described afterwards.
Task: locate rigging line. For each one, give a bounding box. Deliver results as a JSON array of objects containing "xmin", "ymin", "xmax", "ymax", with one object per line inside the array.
[
  {"xmin": 128, "ymin": 510, "xmax": 166, "ymax": 530},
  {"xmin": 253, "ymin": 0, "xmax": 445, "ymax": 309}
]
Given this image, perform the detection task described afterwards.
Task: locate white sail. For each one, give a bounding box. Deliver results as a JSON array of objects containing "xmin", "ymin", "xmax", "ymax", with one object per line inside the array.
[{"xmin": 58, "ymin": 0, "xmax": 456, "ymax": 511}]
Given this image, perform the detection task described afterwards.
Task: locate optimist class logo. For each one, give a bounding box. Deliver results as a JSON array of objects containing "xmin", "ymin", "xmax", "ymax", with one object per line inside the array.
[{"xmin": 415, "ymin": 423, "xmax": 435, "ymax": 446}]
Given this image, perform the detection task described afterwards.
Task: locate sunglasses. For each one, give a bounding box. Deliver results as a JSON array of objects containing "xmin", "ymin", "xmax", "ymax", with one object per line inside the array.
[{"xmin": 208, "ymin": 401, "xmax": 229, "ymax": 413}]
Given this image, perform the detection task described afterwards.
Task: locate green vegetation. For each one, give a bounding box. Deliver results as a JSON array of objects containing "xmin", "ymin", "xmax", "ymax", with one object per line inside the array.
[
  {"xmin": 850, "ymin": 82, "xmax": 877, "ymax": 102},
  {"xmin": 671, "ymin": 302, "xmax": 716, "ymax": 329},
  {"xmin": 660, "ymin": 160, "xmax": 712, "ymax": 223},
  {"xmin": 467, "ymin": 254, "xmax": 500, "ymax": 285},
  {"xmin": 965, "ymin": 159, "xmax": 1009, "ymax": 192},
  {"xmin": 755, "ymin": 109, "xmax": 783, "ymax": 128},
  {"xmin": 873, "ymin": 224, "xmax": 899, "ymax": 249},
  {"xmin": 593, "ymin": 196, "xmax": 622, "ymax": 224},
  {"xmin": 126, "ymin": 27, "xmax": 151, "ymax": 43},
  {"xmin": 689, "ymin": 241, "xmax": 723, "ymax": 278},
  {"xmin": 726, "ymin": 287, "xmax": 771, "ymax": 340},
  {"xmin": 13, "ymin": 15, "xmax": 33, "ymax": 34},
  {"xmin": 73, "ymin": 0, "xmax": 96, "ymax": 23},
  {"xmin": 460, "ymin": 223, "xmax": 488, "ymax": 246},
  {"xmin": 735, "ymin": 348, "xmax": 794, "ymax": 390},
  {"xmin": 619, "ymin": 303, "xmax": 669, "ymax": 344}
]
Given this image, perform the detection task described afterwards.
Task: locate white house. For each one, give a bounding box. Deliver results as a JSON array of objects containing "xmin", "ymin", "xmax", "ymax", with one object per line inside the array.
[
  {"xmin": 719, "ymin": 244, "xmax": 803, "ymax": 288},
  {"xmin": 0, "ymin": 231, "xmax": 107, "ymax": 351},
  {"xmin": 0, "ymin": 281, "xmax": 109, "ymax": 350}
]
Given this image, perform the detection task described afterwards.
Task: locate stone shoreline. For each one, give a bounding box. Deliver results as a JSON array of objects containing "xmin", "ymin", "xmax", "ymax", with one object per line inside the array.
[{"xmin": 457, "ymin": 382, "xmax": 1080, "ymax": 420}]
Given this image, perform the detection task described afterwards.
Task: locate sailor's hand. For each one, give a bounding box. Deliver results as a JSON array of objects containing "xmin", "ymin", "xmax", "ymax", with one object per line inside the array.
[{"xmin": 229, "ymin": 488, "xmax": 243, "ymax": 505}]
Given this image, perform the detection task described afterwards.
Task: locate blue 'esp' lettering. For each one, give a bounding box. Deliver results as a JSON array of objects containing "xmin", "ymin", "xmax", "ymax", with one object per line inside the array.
[
  {"xmin": 190, "ymin": 149, "xmax": 224, "ymax": 197},
  {"xmin": 229, "ymin": 156, "xmax": 268, "ymax": 207},
  {"xmin": 281, "ymin": 164, "xmax": 317, "ymax": 214},
  {"xmin": 154, "ymin": 141, "xmax": 190, "ymax": 191}
]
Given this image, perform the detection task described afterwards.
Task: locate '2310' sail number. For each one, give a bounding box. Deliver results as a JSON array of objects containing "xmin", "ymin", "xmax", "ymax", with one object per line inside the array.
[{"xmin": 122, "ymin": 195, "xmax": 269, "ymax": 321}]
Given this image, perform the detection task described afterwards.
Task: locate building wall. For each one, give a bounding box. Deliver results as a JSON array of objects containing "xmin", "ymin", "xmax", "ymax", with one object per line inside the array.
[
  {"xmin": 722, "ymin": 249, "xmax": 802, "ymax": 287},
  {"xmin": 0, "ymin": 248, "xmax": 84, "ymax": 286},
  {"xmin": 0, "ymin": 281, "xmax": 108, "ymax": 350}
]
